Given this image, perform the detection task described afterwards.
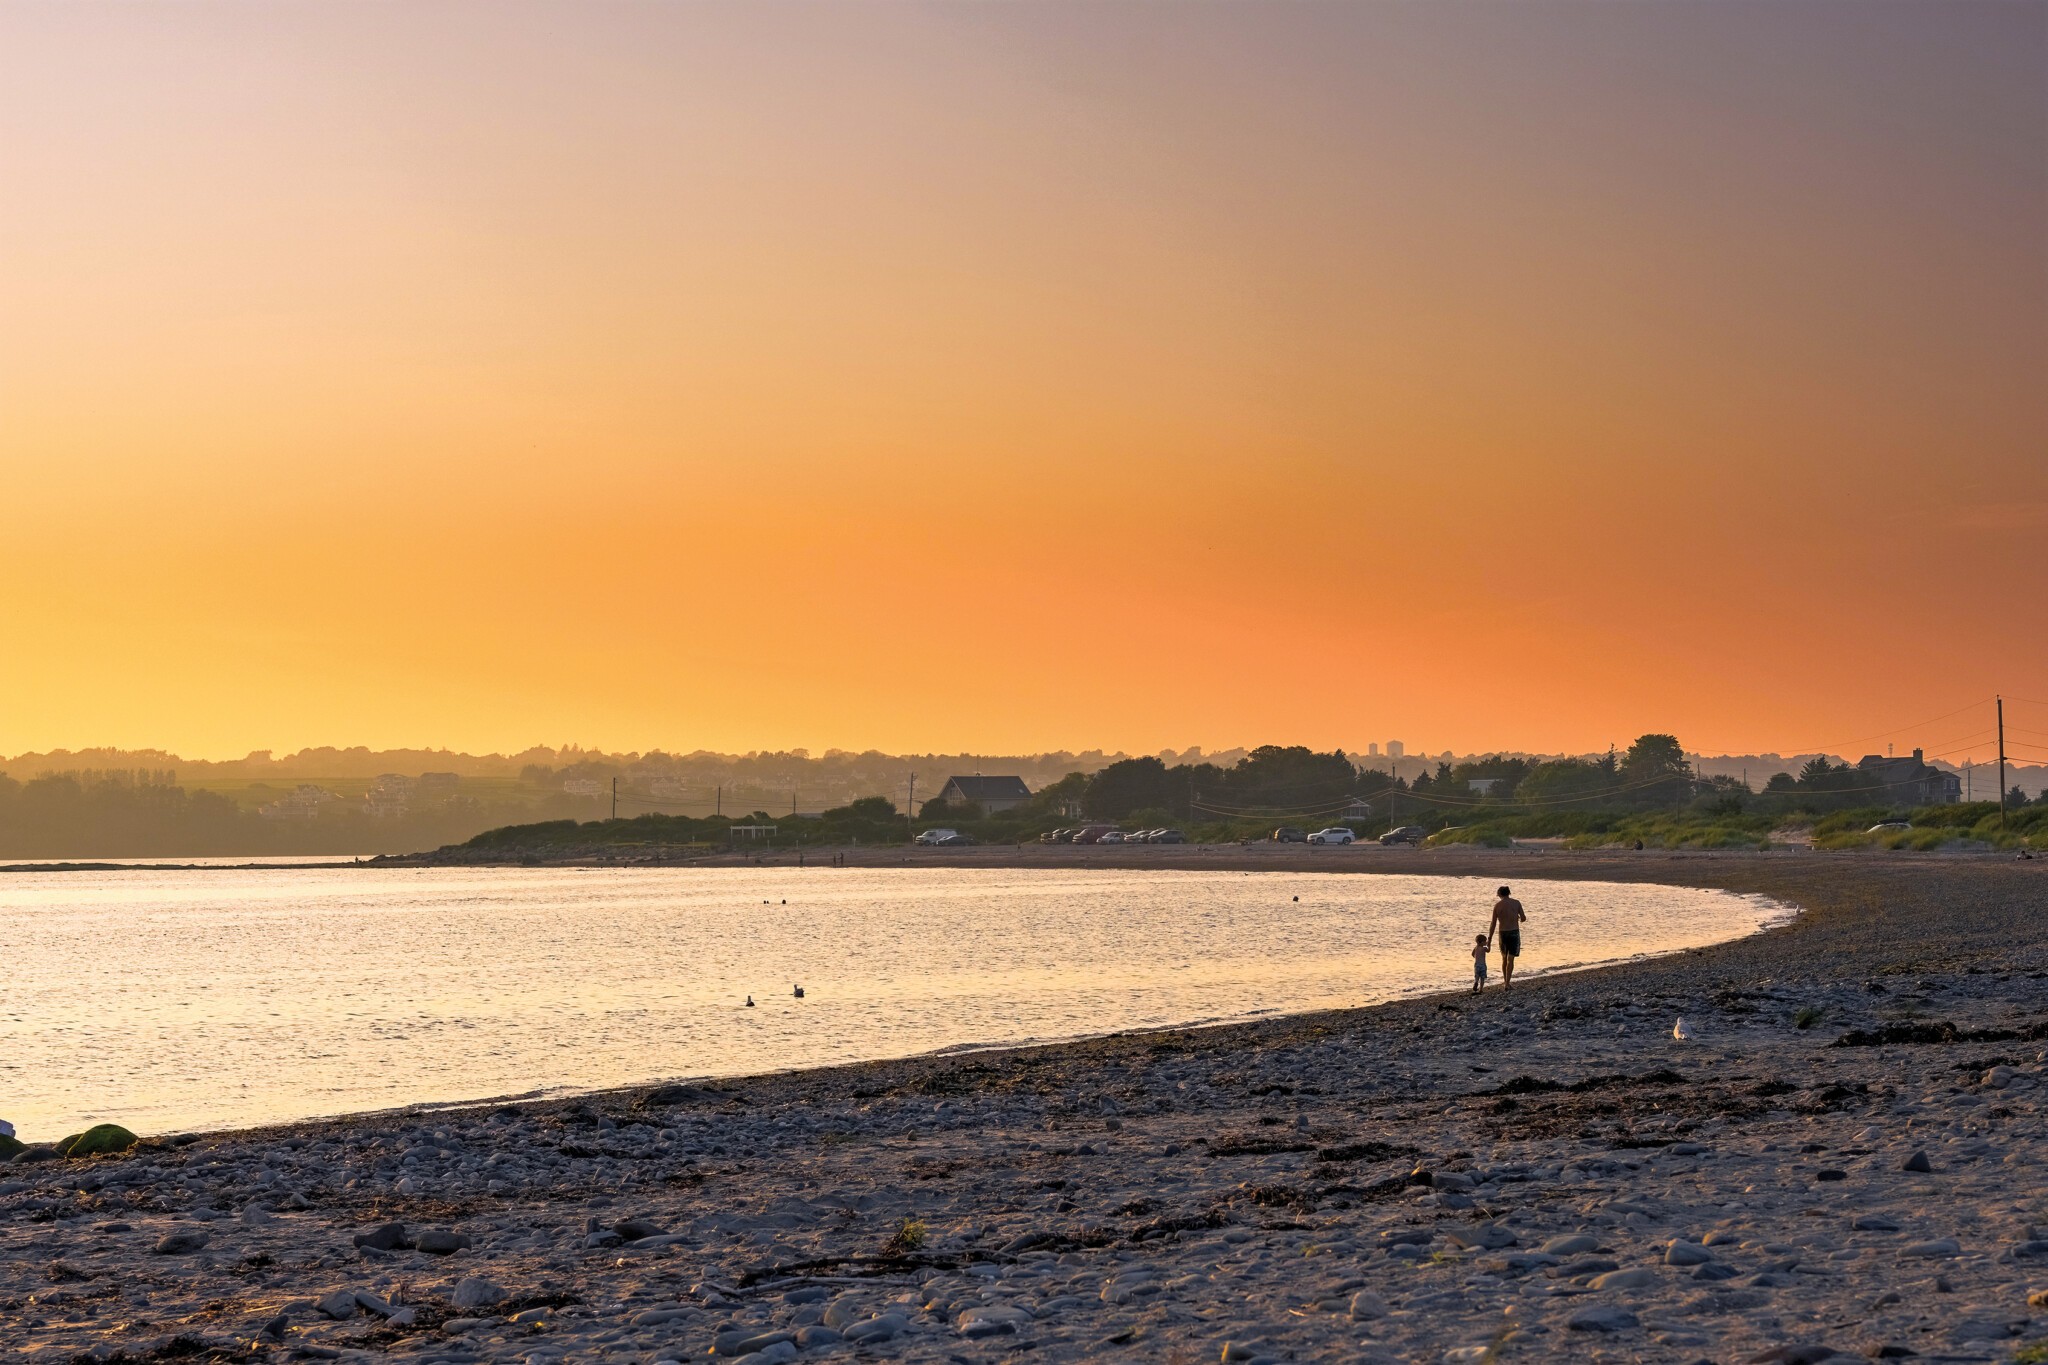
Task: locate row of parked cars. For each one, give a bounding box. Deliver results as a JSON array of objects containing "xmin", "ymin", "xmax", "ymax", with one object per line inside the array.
[
  {"xmin": 1040, "ymin": 826, "xmax": 1188, "ymax": 844},
  {"xmin": 1270, "ymin": 825, "xmax": 1429, "ymax": 845}
]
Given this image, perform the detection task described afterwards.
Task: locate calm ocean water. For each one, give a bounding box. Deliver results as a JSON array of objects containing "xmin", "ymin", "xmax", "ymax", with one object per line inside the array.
[{"xmin": 0, "ymin": 868, "xmax": 1790, "ymax": 1137}]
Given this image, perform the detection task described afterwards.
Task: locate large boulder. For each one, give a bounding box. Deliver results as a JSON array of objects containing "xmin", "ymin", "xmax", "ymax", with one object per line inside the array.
[
  {"xmin": 57, "ymin": 1125, "xmax": 139, "ymax": 1158},
  {"xmin": 0, "ymin": 1134, "xmax": 24, "ymax": 1159}
]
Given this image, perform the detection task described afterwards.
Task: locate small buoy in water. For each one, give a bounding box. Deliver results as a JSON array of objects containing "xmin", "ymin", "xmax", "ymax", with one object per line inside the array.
[
  {"xmin": 1673, "ymin": 1017, "xmax": 1694, "ymax": 1041},
  {"xmin": 794, "ymin": 984, "xmax": 805, "ymax": 998},
  {"xmin": 745, "ymin": 995, "xmax": 756, "ymax": 1007}
]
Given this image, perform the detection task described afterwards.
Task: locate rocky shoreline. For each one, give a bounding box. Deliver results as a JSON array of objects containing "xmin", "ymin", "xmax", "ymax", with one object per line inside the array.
[{"xmin": 5, "ymin": 853, "xmax": 2047, "ymax": 1365}]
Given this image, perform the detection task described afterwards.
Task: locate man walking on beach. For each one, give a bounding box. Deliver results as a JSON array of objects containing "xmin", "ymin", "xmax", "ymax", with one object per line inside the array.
[{"xmin": 1488, "ymin": 885, "xmax": 1527, "ymax": 989}]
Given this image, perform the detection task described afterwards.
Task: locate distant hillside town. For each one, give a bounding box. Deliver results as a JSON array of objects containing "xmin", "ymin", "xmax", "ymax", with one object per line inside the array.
[{"xmin": 0, "ymin": 735, "xmax": 2041, "ymax": 860}]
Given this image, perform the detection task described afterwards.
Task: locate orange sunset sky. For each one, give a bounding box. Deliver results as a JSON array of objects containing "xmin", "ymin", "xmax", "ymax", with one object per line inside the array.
[{"xmin": 2, "ymin": 1, "xmax": 2043, "ymax": 764}]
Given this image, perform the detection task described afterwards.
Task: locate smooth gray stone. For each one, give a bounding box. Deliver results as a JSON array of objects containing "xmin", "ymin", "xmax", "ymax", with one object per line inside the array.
[
  {"xmin": 843, "ymin": 1312, "xmax": 908, "ymax": 1343},
  {"xmin": 1567, "ymin": 1305, "xmax": 1640, "ymax": 1332},
  {"xmin": 316, "ymin": 1289, "xmax": 359, "ymax": 1320},
  {"xmin": 1901, "ymin": 1238, "xmax": 1961, "ymax": 1258}
]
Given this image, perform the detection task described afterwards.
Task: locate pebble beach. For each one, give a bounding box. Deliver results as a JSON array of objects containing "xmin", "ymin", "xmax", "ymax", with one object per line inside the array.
[{"xmin": 6, "ymin": 851, "xmax": 2047, "ymax": 1365}]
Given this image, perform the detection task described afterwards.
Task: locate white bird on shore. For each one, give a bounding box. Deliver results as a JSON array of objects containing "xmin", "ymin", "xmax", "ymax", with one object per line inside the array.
[{"xmin": 1673, "ymin": 1017, "xmax": 1694, "ymax": 1041}]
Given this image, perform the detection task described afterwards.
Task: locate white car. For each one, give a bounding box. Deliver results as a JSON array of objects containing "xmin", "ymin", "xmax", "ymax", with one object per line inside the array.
[
  {"xmin": 1098, "ymin": 831, "xmax": 1127, "ymax": 844},
  {"xmin": 1307, "ymin": 828, "xmax": 1356, "ymax": 845},
  {"xmin": 914, "ymin": 828, "xmax": 960, "ymax": 845}
]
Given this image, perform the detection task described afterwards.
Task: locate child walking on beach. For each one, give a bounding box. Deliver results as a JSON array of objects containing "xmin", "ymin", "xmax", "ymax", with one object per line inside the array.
[{"xmin": 1471, "ymin": 934, "xmax": 1489, "ymax": 993}]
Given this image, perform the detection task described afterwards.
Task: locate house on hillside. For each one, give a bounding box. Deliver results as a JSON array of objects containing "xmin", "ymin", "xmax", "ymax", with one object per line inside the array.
[
  {"xmin": 261, "ymin": 784, "xmax": 338, "ymax": 822},
  {"xmin": 1856, "ymin": 749, "xmax": 1962, "ymax": 805},
  {"xmin": 365, "ymin": 773, "xmax": 415, "ymax": 818},
  {"xmin": 936, "ymin": 775, "xmax": 1033, "ymax": 814}
]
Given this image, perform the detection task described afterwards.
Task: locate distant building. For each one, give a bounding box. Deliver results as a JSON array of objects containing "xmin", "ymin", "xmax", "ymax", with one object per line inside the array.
[
  {"xmin": 1367, "ymin": 742, "xmax": 1379, "ymax": 757},
  {"xmin": 260, "ymin": 784, "xmax": 338, "ymax": 821},
  {"xmin": 935, "ymin": 775, "xmax": 1033, "ymax": 814},
  {"xmin": 562, "ymin": 778, "xmax": 605, "ymax": 798},
  {"xmin": 1387, "ymin": 741, "xmax": 1405, "ymax": 759},
  {"xmin": 1468, "ymin": 778, "xmax": 1503, "ymax": 795},
  {"xmin": 365, "ymin": 773, "xmax": 415, "ymax": 818},
  {"xmin": 1344, "ymin": 797, "xmax": 1375, "ymax": 818},
  {"xmin": 1856, "ymin": 749, "xmax": 1962, "ymax": 805}
]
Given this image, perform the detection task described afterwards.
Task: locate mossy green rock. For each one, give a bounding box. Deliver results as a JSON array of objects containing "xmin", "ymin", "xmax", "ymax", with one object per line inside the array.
[
  {"xmin": 0, "ymin": 1134, "xmax": 24, "ymax": 1158},
  {"xmin": 56, "ymin": 1124, "xmax": 139, "ymax": 1158}
]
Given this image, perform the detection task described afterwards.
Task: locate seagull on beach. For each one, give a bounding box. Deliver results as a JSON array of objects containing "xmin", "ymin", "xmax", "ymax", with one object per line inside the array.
[
  {"xmin": 793, "ymin": 984, "xmax": 805, "ymax": 998},
  {"xmin": 1673, "ymin": 1017, "xmax": 1694, "ymax": 1041},
  {"xmin": 745, "ymin": 996, "xmax": 755, "ymax": 1007}
]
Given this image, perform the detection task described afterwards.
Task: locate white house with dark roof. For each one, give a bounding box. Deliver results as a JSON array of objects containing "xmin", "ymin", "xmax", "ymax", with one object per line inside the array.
[{"xmin": 935, "ymin": 775, "xmax": 1033, "ymax": 814}]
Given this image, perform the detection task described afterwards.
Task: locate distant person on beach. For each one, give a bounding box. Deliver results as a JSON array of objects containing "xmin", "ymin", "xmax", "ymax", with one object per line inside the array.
[
  {"xmin": 1470, "ymin": 934, "xmax": 1489, "ymax": 993},
  {"xmin": 1488, "ymin": 885, "xmax": 1527, "ymax": 989}
]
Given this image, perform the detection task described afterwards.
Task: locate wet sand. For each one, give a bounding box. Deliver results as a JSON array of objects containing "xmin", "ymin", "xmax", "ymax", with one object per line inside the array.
[{"xmin": 5, "ymin": 850, "xmax": 2046, "ymax": 1365}]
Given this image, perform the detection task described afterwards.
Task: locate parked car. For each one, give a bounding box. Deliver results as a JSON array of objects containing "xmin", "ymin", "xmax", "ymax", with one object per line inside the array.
[
  {"xmin": 914, "ymin": 828, "xmax": 960, "ymax": 845},
  {"xmin": 1380, "ymin": 825, "xmax": 1428, "ymax": 845},
  {"xmin": 1098, "ymin": 831, "xmax": 1127, "ymax": 844},
  {"xmin": 936, "ymin": 833, "xmax": 978, "ymax": 846},
  {"xmin": 1151, "ymin": 829, "xmax": 1188, "ymax": 843},
  {"xmin": 1052, "ymin": 828, "xmax": 1080, "ymax": 843},
  {"xmin": 1039, "ymin": 829, "xmax": 1066, "ymax": 843},
  {"xmin": 1073, "ymin": 825, "xmax": 1116, "ymax": 845},
  {"xmin": 1272, "ymin": 827, "xmax": 1307, "ymax": 843},
  {"xmin": 1129, "ymin": 829, "xmax": 1161, "ymax": 843},
  {"xmin": 1307, "ymin": 828, "xmax": 1355, "ymax": 845}
]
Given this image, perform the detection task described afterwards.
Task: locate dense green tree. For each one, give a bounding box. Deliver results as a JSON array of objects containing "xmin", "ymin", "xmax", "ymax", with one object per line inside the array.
[
  {"xmin": 1517, "ymin": 758, "xmax": 1615, "ymax": 806},
  {"xmin": 1622, "ymin": 734, "xmax": 1694, "ymax": 807},
  {"xmin": 1082, "ymin": 757, "xmax": 1177, "ymax": 820}
]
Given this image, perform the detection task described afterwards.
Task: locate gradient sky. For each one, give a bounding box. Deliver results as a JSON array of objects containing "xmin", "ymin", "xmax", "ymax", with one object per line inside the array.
[{"xmin": 2, "ymin": 1, "xmax": 2043, "ymax": 764}]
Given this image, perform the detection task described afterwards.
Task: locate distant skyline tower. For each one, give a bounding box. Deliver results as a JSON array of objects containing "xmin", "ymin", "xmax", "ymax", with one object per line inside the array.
[
  {"xmin": 1367, "ymin": 742, "xmax": 1379, "ymax": 756},
  {"xmin": 1387, "ymin": 740, "xmax": 1404, "ymax": 758}
]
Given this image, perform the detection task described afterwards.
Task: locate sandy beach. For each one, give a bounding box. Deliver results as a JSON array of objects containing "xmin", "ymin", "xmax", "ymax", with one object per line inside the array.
[{"xmin": 6, "ymin": 850, "xmax": 2047, "ymax": 1365}]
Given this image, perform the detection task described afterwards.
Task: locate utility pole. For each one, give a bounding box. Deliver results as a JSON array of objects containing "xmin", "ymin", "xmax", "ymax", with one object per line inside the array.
[
  {"xmin": 1998, "ymin": 695, "xmax": 2008, "ymax": 830},
  {"xmin": 716, "ymin": 785, "xmax": 721, "ymax": 817},
  {"xmin": 611, "ymin": 777, "xmax": 618, "ymax": 820},
  {"xmin": 907, "ymin": 772, "xmax": 916, "ymax": 821}
]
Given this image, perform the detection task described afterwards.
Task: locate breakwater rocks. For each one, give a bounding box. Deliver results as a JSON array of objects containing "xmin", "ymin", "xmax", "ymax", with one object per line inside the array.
[{"xmin": 4, "ymin": 858, "xmax": 2047, "ymax": 1365}]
